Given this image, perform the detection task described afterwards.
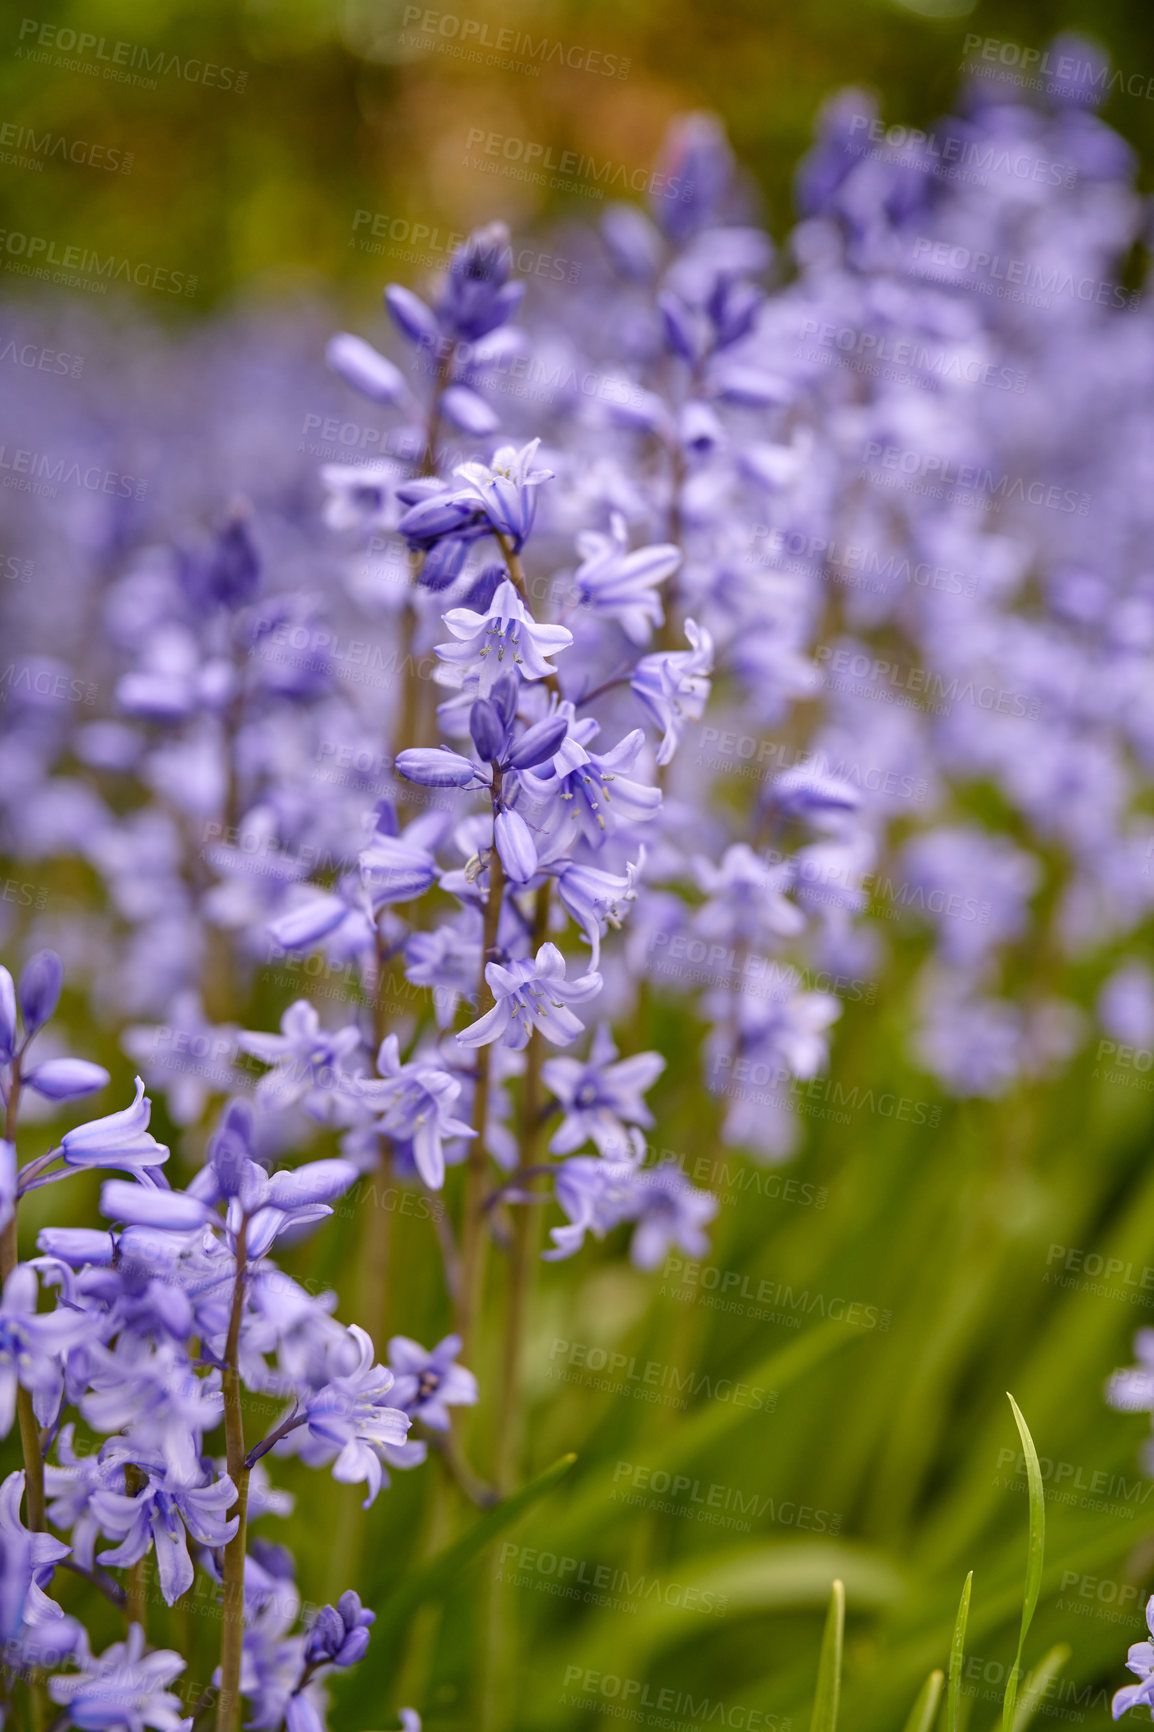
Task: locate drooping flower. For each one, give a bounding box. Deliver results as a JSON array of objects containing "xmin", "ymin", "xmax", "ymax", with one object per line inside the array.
[{"xmin": 456, "ymin": 943, "xmax": 601, "ymax": 1052}]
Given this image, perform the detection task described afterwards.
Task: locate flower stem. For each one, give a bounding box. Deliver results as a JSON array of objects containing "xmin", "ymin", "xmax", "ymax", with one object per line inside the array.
[
  {"xmin": 494, "ymin": 883, "xmax": 551, "ymax": 1494},
  {"xmin": 216, "ymin": 1219, "xmax": 250, "ymax": 1732},
  {"xmin": 457, "ymin": 776, "xmax": 506, "ymax": 1352},
  {"xmin": 2, "ymin": 1071, "xmax": 45, "ymax": 1534}
]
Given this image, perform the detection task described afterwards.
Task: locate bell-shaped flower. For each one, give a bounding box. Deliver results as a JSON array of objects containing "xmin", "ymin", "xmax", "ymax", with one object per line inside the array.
[
  {"xmin": 360, "ymin": 810, "xmax": 451, "ymax": 910},
  {"xmin": 450, "ymin": 439, "xmax": 554, "ymax": 549},
  {"xmin": 554, "ymin": 855, "xmax": 644, "ymax": 969},
  {"xmin": 358, "ymin": 1035, "xmax": 474, "ymax": 1190},
  {"xmin": 457, "ymin": 942, "xmax": 601, "ymax": 1052},
  {"xmin": 59, "ymin": 1079, "xmax": 170, "ymax": 1175},
  {"xmin": 523, "ymin": 723, "xmax": 661, "ymax": 849},
  {"xmin": 0, "ymin": 1265, "xmax": 91, "ymax": 1433},
  {"xmin": 299, "ymin": 1326, "xmax": 412, "ymax": 1507},
  {"xmin": 631, "ymin": 618, "xmax": 714, "ymax": 766},
  {"xmin": 91, "ymin": 1462, "xmax": 238, "ymax": 1606},
  {"xmin": 436, "ymin": 578, "xmax": 572, "ymax": 697},
  {"xmin": 542, "ymin": 1025, "xmax": 665, "ymax": 1158},
  {"xmin": 571, "ymin": 514, "xmax": 680, "ymax": 644},
  {"xmin": 386, "ymin": 1334, "xmax": 478, "ymax": 1432},
  {"xmin": 48, "ymin": 1623, "xmax": 188, "ymax": 1732}
]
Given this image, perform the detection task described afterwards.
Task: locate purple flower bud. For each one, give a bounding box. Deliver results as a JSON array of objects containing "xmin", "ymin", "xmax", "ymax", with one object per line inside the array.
[
  {"xmin": 22, "ymin": 1058, "xmax": 110, "ymax": 1101},
  {"xmin": 208, "ymin": 1099, "xmax": 255, "ymax": 1198},
  {"xmin": 17, "ymin": 951, "xmax": 63, "ymax": 1033},
  {"xmin": 205, "ymin": 517, "xmax": 260, "ymax": 610},
  {"xmin": 419, "ymin": 535, "xmax": 469, "ymax": 591},
  {"xmin": 326, "ymin": 333, "xmax": 406, "ymax": 404},
  {"xmin": 469, "ymin": 699, "xmax": 506, "ymax": 764},
  {"xmin": 439, "ymin": 385, "xmax": 499, "ymax": 436},
  {"xmin": 99, "ymin": 1180, "xmax": 209, "ymax": 1231},
  {"xmin": 396, "ymin": 492, "xmax": 476, "ymax": 548},
  {"xmin": 0, "ymin": 968, "xmax": 16, "ymax": 1063},
  {"xmin": 494, "ymin": 808, "xmax": 538, "ymax": 883},
  {"xmin": 384, "ymin": 285, "xmax": 440, "ymax": 347},
  {"xmin": 265, "ymin": 1158, "xmax": 358, "ymax": 1209},
  {"xmin": 373, "ymin": 799, "xmax": 399, "ymax": 839},
  {"xmin": 508, "ymin": 715, "xmax": 568, "ymax": 771},
  {"xmin": 657, "ymin": 291, "xmax": 701, "ymax": 363},
  {"xmin": 490, "ymin": 672, "xmax": 519, "ymax": 728},
  {"xmin": 395, "ymin": 747, "xmax": 480, "ymax": 788}
]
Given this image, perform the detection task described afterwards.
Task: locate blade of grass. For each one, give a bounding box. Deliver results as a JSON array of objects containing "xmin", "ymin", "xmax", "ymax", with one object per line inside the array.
[
  {"xmin": 901, "ymin": 1669, "xmax": 943, "ymax": 1732},
  {"xmin": 1002, "ymin": 1395, "xmax": 1045, "ymax": 1732},
  {"xmin": 946, "ymin": 1570, "xmax": 973, "ymax": 1732},
  {"xmin": 1012, "ymin": 1645, "xmax": 1070, "ymax": 1732},
  {"xmin": 809, "ymin": 1578, "xmax": 845, "ymax": 1732}
]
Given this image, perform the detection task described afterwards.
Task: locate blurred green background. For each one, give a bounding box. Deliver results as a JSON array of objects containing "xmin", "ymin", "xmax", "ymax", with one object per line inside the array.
[{"xmin": 6, "ymin": 2, "xmax": 1154, "ymax": 1730}]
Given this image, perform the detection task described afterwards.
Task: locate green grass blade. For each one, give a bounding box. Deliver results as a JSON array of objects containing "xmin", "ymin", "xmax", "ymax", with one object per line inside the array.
[
  {"xmin": 946, "ymin": 1569, "xmax": 973, "ymax": 1732},
  {"xmin": 901, "ymin": 1668, "xmax": 944, "ymax": 1732},
  {"xmin": 809, "ymin": 1578, "xmax": 845, "ymax": 1732},
  {"xmin": 367, "ymin": 1452, "xmax": 577, "ymax": 1643},
  {"xmin": 1002, "ymin": 1395, "xmax": 1046, "ymax": 1732},
  {"xmin": 1011, "ymin": 1644, "xmax": 1070, "ymax": 1732}
]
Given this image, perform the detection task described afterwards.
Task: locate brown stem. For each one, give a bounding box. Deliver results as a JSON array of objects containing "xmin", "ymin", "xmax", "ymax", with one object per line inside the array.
[
  {"xmin": 124, "ymin": 1466, "xmax": 149, "ymax": 1635},
  {"xmin": 215, "ymin": 1219, "xmax": 251, "ymax": 1732},
  {"xmin": 456, "ymin": 774, "xmax": 506, "ymax": 1351},
  {"xmin": 493, "ymin": 884, "xmax": 551, "ymax": 1495}
]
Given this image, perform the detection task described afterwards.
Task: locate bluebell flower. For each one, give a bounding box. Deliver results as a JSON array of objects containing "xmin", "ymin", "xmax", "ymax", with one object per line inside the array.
[
  {"xmin": 437, "ymin": 222, "xmax": 524, "ymax": 341},
  {"xmin": 360, "ymin": 810, "xmax": 451, "ymax": 909},
  {"xmin": 299, "ymin": 1326, "xmax": 412, "ymax": 1507},
  {"xmin": 554, "ymin": 856, "xmax": 644, "ymax": 969},
  {"xmin": 630, "ymin": 619, "xmax": 714, "ymax": 765},
  {"xmin": 449, "ymin": 440, "xmax": 554, "ymax": 550},
  {"xmin": 48, "ymin": 1622, "xmax": 189, "ymax": 1732},
  {"xmin": 17, "ymin": 950, "xmax": 63, "ymax": 1032},
  {"xmin": 0, "ymin": 1469, "xmax": 80, "ymax": 1667},
  {"xmin": 237, "ymin": 1002, "xmax": 363, "ymax": 1122},
  {"xmin": 58, "ymin": 1079, "xmax": 170, "ymax": 1175},
  {"xmin": 542, "ymin": 1025, "xmax": 665, "ymax": 1158},
  {"xmin": 1112, "ymin": 1596, "xmax": 1154, "ymax": 1718},
  {"xmin": 91, "ymin": 1461, "xmax": 238, "ymax": 1606},
  {"xmin": 524, "ymin": 720, "xmax": 661, "ymax": 849},
  {"xmin": 326, "ymin": 332, "xmax": 407, "ymax": 406},
  {"xmin": 386, "ymin": 1334, "xmax": 478, "ymax": 1431},
  {"xmin": 0, "ymin": 1265, "xmax": 90, "ymax": 1432},
  {"xmin": 436, "ymin": 578, "xmax": 572, "ymax": 696},
  {"xmin": 358, "ymin": 1035, "xmax": 475, "ymax": 1190},
  {"xmin": 457, "ymin": 943, "xmax": 601, "ymax": 1052}
]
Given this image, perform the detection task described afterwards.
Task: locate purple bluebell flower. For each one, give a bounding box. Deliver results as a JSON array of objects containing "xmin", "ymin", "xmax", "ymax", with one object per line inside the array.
[
  {"xmin": 48, "ymin": 1623, "xmax": 189, "ymax": 1732},
  {"xmin": 386, "ymin": 1334, "xmax": 477, "ymax": 1431},
  {"xmin": 58, "ymin": 1079, "xmax": 169, "ymax": 1175},
  {"xmin": 457, "ymin": 943, "xmax": 601, "ymax": 1051},
  {"xmin": 570, "ymin": 516, "xmax": 680, "ymax": 644},
  {"xmin": 449, "ymin": 441, "xmax": 554, "ymax": 550},
  {"xmin": 436, "ymin": 578, "xmax": 572, "ymax": 696},
  {"xmin": 630, "ymin": 619, "xmax": 714, "ymax": 766},
  {"xmin": 1111, "ymin": 1597, "xmax": 1154, "ymax": 1719},
  {"xmin": 542, "ymin": 1025, "xmax": 664, "ymax": 1158},
  {"xmin": 237, "ymin": 1002, "xmax": 363, "ymax": 1121},
  {"xmin": 0, "ymin": 1265, "xmax": 90, "ymax": 1432},
  {"xmin": 91, "ymin": 1464, "xmax": 238, "ymax": 1605},
  {"xmin": 300, "ymin": 1326, "xmax": 412, "ymax": 1507},
  {"xmin": 358, "ymin": 1035, "xmax": 475, "ymax": 1190}
]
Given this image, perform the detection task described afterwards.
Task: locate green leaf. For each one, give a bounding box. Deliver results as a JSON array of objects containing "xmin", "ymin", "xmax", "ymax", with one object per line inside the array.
[
  {"xmin": 901, "ymin": 1669, "xmax": 944, "ymax": 1732},
  {"xmin": 1002, "ymin": 1395, "xmax": 1046, "ymax": 1732},
  {"xmin": 946, "ymin": 1570, "xmax": 973, "ymax": 1732},
  {"xmin": 809, "ymin": 1578, "xmax": 844, "ymax": 1732},
  {"xmin": 367, "ymin": 1452, "xmax": 577, "ymax": 1643},
  {"xmin": 1012, "ymin": 1645, "xmax": 1070, "ymax": 1732}
]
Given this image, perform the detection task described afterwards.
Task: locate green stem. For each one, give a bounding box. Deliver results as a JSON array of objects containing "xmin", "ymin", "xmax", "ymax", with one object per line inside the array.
[
  {"xmin": 457, "ymin": 774, "xmax": 506, "ymax": 1353},
  {"xmin": 215, "ymin": 1219, "xmax": 251, "ymax": 1732}
]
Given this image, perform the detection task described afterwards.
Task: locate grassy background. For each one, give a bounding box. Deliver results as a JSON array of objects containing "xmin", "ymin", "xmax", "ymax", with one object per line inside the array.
[{"xmin": 4, "ymin": 0, "xmax": 1154, "ymax": 1728}]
